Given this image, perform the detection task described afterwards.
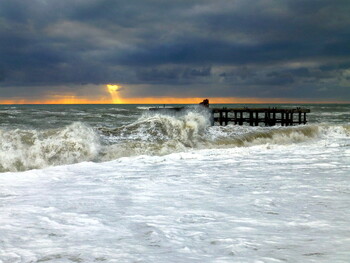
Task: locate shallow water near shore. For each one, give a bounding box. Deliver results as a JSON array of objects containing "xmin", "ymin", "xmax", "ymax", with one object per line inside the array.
[{"xmin": 0, "ymin": 104, "xmax": 349, "ymax": 262}]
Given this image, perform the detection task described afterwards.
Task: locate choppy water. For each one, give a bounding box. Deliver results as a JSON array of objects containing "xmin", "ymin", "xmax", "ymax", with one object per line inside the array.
[
  {"xmin": 0, "ymin": 104, "xmax": 349, "ymax": 262},
  {"xmin": 0, "ymin": 104, "xmax": 349, "ymax": 172}
]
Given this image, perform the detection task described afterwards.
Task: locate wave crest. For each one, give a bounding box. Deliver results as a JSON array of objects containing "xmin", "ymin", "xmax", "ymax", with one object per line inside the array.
[
  {"xmin": 99, "ymin": 111, "xmax": 212, "ymax": 159},
  {"xmin": 0, "ymin": 122, "xmax": 100, "ymax": 172}
]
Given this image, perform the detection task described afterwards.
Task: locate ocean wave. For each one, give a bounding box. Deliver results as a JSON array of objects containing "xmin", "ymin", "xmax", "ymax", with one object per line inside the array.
[
  {"xmin": 1, "ymin": 110, "xmax": 349, "ymax": 172},
  {"xmin": 318, "ymin": 123, "xmax": 350, "ymax": 137},
  {"xmin": 0, "ymin": 122, "xmax": 100, "ymax": 172},
  {"xmin": 98, "ymin": 110, "xmax": 212, "ymax": 160},
  {"xmin": 136, "ymin": 106, "xmax": 182, "ymax": 110},
  {"xmin": 99, "ymin": 113, "xmax": 349, "ymax": 158},
  {"xmin": 137, "ymin": 106, "xmax": 152, "ymax": 110},
  {"xmin": 209, "ymin": 125, "xmax": 320, "ymax": 147}
]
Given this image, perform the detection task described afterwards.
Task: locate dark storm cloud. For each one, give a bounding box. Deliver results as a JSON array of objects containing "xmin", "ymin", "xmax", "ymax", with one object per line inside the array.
[
  {"xmin": 136, "ymin": 66, "xmax": 211, "ymax": 83},
  {"xmin": 116, "ymin": 38, "xmax": 317, "ymax": 66},
  {"xmin": 0, "ymin": 0, "xmax": 349, "ymax": 100}
]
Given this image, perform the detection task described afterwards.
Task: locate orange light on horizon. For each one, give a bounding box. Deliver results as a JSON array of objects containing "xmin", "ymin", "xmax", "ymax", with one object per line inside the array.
[
  {"xmin": 99, "ymin": 96, "xmax": 347, "ymax": 104},
  {"xmin": 0, "ymin": 95, "xmax": 112, "ymax": 105},
  {"xmin": 0, "ymin": 84, "xmax": 349, "ymax": 105},
  {"xmin": 0, "ymin": 96, "xmax": 348, "ymax": 105},
  {"xmin": 1, "ymin": 84, "xmax": 348, "ymax": 105}
]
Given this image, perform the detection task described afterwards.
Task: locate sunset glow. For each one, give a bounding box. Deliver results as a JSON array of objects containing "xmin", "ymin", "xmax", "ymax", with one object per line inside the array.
[
  {"xmin": 0, "ymin": 95, "xmax": 112, "ymax": 105},
  {"xmin": 0, "ymin": 85, "xmax": 347, "ymax": 105},
  {"xmin": 0, "ymin": 96, "xmax": 346, "ymax": 105}
]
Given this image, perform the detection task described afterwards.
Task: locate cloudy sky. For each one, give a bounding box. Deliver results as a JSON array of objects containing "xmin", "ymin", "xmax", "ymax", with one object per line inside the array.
[{"xmin": 0, "ymin": 0, "xmax": 349, "ymax": 103}]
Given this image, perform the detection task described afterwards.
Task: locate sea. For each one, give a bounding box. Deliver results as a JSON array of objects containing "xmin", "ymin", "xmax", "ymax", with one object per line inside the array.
[{"xmin": 0, "ymin": 103, "xmax": 349, "ymax": 262}]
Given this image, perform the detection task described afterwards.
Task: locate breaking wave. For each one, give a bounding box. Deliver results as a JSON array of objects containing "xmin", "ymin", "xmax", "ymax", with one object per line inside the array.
[
  {"xmin": 0, "ymin": 122, "xmax": 100, "ymax": 172},
  {"xmin": 1, "ymin": 110, "xmax": 349, "ymax": 172}
]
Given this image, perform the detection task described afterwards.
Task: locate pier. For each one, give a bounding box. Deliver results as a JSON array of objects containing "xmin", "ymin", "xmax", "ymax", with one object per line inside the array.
[
  {"xmin": 211, "ymin": 107, "xmax": 310, "ymax": 126},
  {"xmin": 149, "ymin": 100, "xmax": 310, "ymax": 126}
]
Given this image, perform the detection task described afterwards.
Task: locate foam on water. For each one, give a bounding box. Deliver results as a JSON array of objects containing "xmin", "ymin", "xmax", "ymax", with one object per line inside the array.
[
  {"xmin": 1, "ymin": 109, "xmax": 349, "ymax": 172},
  {"xmin": 0, "ymin": 122, "xmax": 100, "ymax": 172},
  {"xmin": 0, "ymin": 143, "xmax": 349, "ymax": 262},
  {"xmin": 0, "ymin": 104, "xmax": 349, "ymax": 262}
]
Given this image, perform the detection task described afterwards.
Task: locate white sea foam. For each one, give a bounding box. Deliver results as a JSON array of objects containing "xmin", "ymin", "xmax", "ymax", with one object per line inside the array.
[
  {"xmin": 0, "ymin": 122, "xmax": 100, "ymax": 172},
  {"xmin": 137, "ymin": 106, "xmax": 152, "ymax": 110},
  {"xmin": 0, "ymin": 143, "xmax": 349, "ymax": 262},
  {"xmin": 1, "ymin": 105, "xmax": 350, "ymax": 262},
  {"xmin": 137, "ymin": 106, "xmax": 182, "ymax": 110}
]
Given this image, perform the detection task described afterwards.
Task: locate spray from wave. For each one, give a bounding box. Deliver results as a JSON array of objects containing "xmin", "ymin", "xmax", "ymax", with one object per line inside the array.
[
  {"xmin": 98, "ymin": 110, "xmax": 212, "ymax": 160},
  {"xmin": 0, "ymin": 122, "xmax": 100, "ymax": 172},
  {"xmin": 1, "ymin": 109, "xmax": 348, "ymax": 172}
]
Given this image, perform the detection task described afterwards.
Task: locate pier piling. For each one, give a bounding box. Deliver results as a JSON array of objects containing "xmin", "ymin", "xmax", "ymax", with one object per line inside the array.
[{"xmin": 211, "ymin": 107, "xmax": 310, "ymax": 126}]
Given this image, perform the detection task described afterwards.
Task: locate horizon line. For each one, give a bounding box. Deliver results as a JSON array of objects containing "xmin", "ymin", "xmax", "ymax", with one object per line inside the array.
[
  {"xmin": 1, "ymin": 102, "xmax": 349, "ymax": 105},
  {"xmin": 0, "ymin": 96, "xmax": 349, "ymax": 105}
]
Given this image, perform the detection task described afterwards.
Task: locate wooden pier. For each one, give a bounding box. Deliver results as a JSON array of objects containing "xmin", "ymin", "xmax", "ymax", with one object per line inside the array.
[
  {"xmin": 149, "ymin": 100, "xmax": 310, "ymax": 126},
  {"xmin": 211, "ymin": 107, "xmax": 310, "ymax": 126}
]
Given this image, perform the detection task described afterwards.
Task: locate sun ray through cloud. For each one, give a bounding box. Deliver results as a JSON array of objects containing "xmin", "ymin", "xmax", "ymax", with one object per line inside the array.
[{"xmin": 107, "ymin": 84, "xmax": 124, "ymax": 104}]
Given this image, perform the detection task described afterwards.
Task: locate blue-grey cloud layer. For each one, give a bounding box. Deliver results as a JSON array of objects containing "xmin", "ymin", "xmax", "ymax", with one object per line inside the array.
[{"xmin": 0, "ymin": 0, "xmax": 349, "ymax": 100}]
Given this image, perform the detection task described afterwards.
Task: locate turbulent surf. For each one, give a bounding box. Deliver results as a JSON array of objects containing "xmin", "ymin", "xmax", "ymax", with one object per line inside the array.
[
  {"xmin": 0, "ymin": 105, "xmax": 349, "ymax": 172},
  {"xmin": 0, "ymin": 104, "xmax": 349, "ymax": 262}
]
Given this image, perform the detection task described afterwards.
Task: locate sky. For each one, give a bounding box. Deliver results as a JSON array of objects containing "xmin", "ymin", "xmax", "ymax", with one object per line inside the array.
[{"xmin": 0, "ymin": 0, "xmax": 350, "ymax": 104}]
